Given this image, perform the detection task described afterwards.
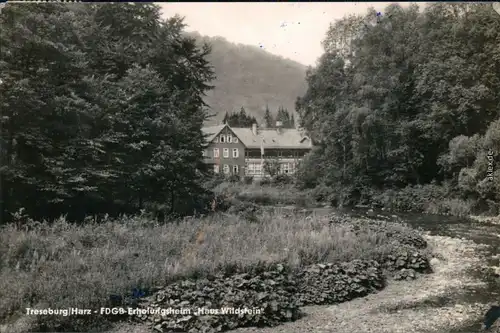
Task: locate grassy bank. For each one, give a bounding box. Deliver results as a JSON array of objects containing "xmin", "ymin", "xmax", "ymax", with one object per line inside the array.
[
  {"xmin": 1, "ymin": 209, "xmax": 418, "ymax": 332},
  {"xmin": 213, "ymin": 182, "xmax": 319, "ymax": 207},
  {"xmin": 212, "ymin": 181, "xmax": 497, "ymax": 218}
]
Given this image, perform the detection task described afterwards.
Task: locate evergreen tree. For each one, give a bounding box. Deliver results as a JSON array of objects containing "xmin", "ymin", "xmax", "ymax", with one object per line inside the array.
[
  {"xmin": 0, "ymin": 3, "xmax": 215, "ymax": 222},
  {"xmin": 239, "ymin": 106, "xmax": 246, "ymax": 119},
  {"xmin": 276, "ymin": 106, "xmax": 293, "ymax": 128},
  {"xmin": 264, "ymin": 104, "xmax": 273, "ymax": 128},
  {"xmin": 222, "ymin": 111, "xmax": 229, "ymax": 124},
  {"xmin": 224, "ymin": 107, "xmax": 257, "ymax": 127}
]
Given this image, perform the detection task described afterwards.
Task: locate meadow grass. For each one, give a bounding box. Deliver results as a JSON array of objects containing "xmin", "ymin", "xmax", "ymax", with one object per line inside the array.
[
  {"xmin": 213, "ymin": 182, "xmax": 317, "ymax": 207},
  {"xmin": 0, "ymin": 210, "xmax": 414, "ymax": 331}
]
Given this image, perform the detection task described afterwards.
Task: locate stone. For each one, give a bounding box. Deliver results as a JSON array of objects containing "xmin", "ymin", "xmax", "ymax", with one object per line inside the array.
[{"xmin": 430, "ymin": 258, "xmax": 440, "ymax": 267}]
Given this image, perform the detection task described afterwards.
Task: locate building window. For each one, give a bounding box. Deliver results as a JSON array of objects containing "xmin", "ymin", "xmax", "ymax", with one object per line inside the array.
[
  {"xmin": 233, "ymin": 165, "xmax": 239, "ymax": 174},
  {"xmin": 227, "ymin": 134, "xmax": 232, "ymax": 143},
  {"xmin": 220, "ymin": 135, "xmax": 226, "ymax": 143},
  {"xmin": 223, "ymin": 164, "xmax": 230, "ymax": 174},
  {"xmin": 234, "ymin": 137, "xmax": 238, "ymax": 143},
  {"xmin": 213, "ymin": 148, "xmax": 219, "ymax": 158},
  {"xmin": 214, "ymin": 137, "xmax": 218, "ymax": 143},
  {"xmin": 282, "ymin": 163, "xmax": 291, "ymax": 174},
  {"xmin": 245, "ymin": 163, "xmax": 264, "ymax": 175},
  {"xmin": 232, "ymin": 148, "xmax": 239, "ymax": 158},
  {"xmin": 223, "ymin": 148, "xmax": 229, "ymax": 158},
  {"xmin": 248, "ymin": 163, "xmax": 260, "ymax": 173},
  {"xmin": 247, "ymin": 163, "xmax": 255, "ymax": 174},
  {"xmin": 213, "ymin": 164, "xmax": 219, "ymax": 174}
]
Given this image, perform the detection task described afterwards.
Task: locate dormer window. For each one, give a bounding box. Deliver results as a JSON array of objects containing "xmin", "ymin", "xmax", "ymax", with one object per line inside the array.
[
  {"xmin": 234, "ymin": 137, "xmax": 238, "ymax": 143},
  {"xmin": 227, "ymin": 134, "xmax": 232, "ymax": 143},
  {"xmin": 220, "ymin": 135, "xmax": 226, "ymax": 143}
]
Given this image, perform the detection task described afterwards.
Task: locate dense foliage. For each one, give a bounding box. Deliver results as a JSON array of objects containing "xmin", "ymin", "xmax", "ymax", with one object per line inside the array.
[
  {"xmin": 0, "ymin": 3, "xmax": 215, "ymax": 222},
  {"xmin": 296, "ymin": 3, "xmax": 500, "ymax": 214},
  {"xmin": 222, "ymin": 107, "xmax": 257, "ymax": 127},
  {"xmin": 262, "ymin": 105, "xmax": 295, "ymax": 128}
]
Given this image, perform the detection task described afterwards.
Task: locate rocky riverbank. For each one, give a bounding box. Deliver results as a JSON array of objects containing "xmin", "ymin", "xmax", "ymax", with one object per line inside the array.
[
  {"xmin": 232, "ymin": 234, "xmax": 494, "ymax": 333},
  {"xmin": 107, "ymin": 234, "xmax": 495, "ymax": 333}
]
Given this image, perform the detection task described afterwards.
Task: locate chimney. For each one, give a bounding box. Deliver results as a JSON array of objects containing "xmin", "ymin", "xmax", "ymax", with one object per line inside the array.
[
  {"xmin": 252, "ymin": 123, "xmax": 258, "ymax": 136},
  {"xmin": 276, "ymin": 121, "xmax": 283, "ymax": 134}
]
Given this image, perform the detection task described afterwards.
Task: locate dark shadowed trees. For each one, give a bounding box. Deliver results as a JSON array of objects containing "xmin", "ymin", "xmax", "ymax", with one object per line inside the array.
[
  {"xmin": 0, "ymin": 3, "xmax": 215, "ymax": 222},
  {"xmin": 222, "ymin": 107, "xmax": 257, "ymax": 127}
]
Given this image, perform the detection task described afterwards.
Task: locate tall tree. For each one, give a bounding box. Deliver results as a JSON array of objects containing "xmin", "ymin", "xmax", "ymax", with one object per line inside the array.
[
  {"xmin": 0, "ymin": 3, "xmax": 215, "ymax": 222},
  {"xmin": 295, "ymin": 3, "xmax": 500, "ymax": 211},
  {"xmin": 276, "ymin": 106, "xmax": 294, "ymax": 128},
  {"xmin": 224, "ymin": 107, "xmax": 257, "ymax": 127},
  {"xmin": 263, "ymin": 104, "xmax": 273, "ymax": 128},
  {"xmin": 222, "ymin": 111, "xmax": 229, "ymax": 124}
]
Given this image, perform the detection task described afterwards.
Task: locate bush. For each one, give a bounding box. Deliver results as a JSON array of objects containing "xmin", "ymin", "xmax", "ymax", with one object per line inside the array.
[
  {"xmin": 294, "ymin": 260, "xmax": 385, "ymax": 305},
  {"xmin": 425, "ymin": 198, "xmax": 475, "ymax": 217},
  {"xmin": 226, "ymin": 174, "xmax": 241, "ymax": 183},
  {"xmin": 243, "ymin": 176, "xmax": 254, "ymax": 185},
  {"xmin": 135, "ymin": 264, "xmax": 302, "ymax": 332},
  {"xmin": 259, "ymin": 178, "xmax": 271, "ymax": 186},
  {"xmin": 134, "ymin": 258, "xmax": 388, "ymax": 332},
  {"xmin": 310, "ymin": 184, "xmax": 337, "ymax": 204},
  {"xmin": 272, "ymin": 174, "xmax": 294, "ymax": 186},
  {"xmin": 227, "ymin": 200, "xmax": 262, "ymax": 223},
  {"xmin": 372, "ymin": 184, "xmax": 449, "ymax": 213}
]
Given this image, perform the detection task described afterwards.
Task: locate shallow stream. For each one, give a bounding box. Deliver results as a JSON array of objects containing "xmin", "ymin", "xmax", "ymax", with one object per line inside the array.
[{"xmin": 343, "ymin": 208, "xmax": 500, "ymax": 332}]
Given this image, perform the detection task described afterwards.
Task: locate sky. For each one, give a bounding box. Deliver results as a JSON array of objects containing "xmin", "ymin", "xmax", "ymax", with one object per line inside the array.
[{"xmin": 159, "ymin": 2, "xmax": 414, "ymax": 66}]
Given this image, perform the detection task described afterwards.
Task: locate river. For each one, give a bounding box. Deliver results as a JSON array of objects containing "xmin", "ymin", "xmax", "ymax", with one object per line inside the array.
[{"xmin": 340, "ymin": 208, "xmax": 500, "ymax": 332}]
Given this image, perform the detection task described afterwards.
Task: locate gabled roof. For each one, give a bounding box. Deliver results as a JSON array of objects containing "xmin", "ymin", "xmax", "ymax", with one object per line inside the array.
[
  {"xmin": 201, "ymin": 124, "xmax": 226, "ymax": 142},
  {"xmin": 202, "ymin": 124, "xmax": 312, "ymax": 149},
  {"xmin": 232, "ymin": 128, "xmax": 312, "ymax": 149}
]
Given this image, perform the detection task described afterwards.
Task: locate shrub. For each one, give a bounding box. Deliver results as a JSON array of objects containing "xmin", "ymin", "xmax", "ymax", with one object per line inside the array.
[
  {"xmin": 259, "ymin": 178, "xmax": 271, "ymax": 186},
  {"xmin": 243, "ymin": 176, "xmax": 254, "ymax": 185},
  {"xmin": 425, "ymin": 198, "xmax": 474, "ymax": 217},
  {"xmin": 294, "ymin": 260, "xmax": 385, "ymax": 305},
  {"xmin": 272, "ymin": 174, "xmax": 294, "ymax": 186},
  {"xmin": 372, "ymin": 184, "xmax": 449, "ymax": 213},
  {"xmin": 135, "ymin": 264, "xmax": 302, "ymax": 332},
  {"xmin": 226, "ymin": 174, "xmax": 241, "ymax": 183},
  {"xmin": 310, "ymin": 184, "xmax": 337, "ymax": 204}
]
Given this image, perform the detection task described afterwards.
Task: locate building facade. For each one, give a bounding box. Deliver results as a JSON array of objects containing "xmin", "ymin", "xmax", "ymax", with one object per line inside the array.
[
  {"xmin": 202, "ymin": 122, "xmax": 313, "ymax": 179},
  {"xmin": 202, "ymin": 125, "xmax": 247, "ymax": 177}
]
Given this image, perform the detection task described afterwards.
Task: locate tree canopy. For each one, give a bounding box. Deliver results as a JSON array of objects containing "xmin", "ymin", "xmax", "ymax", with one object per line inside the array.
[
  {"xmin": 0, "ymin": 3, "xmax": 215, "ymax": 222},
  {"xmin": 222, "ymin": 107, "xmax": 258, "ymax": 127},
  {"xmin": 296, "ymin": 3, "xmax": 500, "ymax": 212}
]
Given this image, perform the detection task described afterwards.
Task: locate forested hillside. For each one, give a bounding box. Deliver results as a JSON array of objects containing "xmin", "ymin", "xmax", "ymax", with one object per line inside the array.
[
  {"xmin": 187, "ymin": 32, "xmax": 308, "ymax": 124},
  {"xmin": 296, "ymin": 3, "xmax": 500, "ymax": 215}
]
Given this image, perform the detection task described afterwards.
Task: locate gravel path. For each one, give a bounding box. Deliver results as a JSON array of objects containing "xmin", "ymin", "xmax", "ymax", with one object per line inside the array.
[{"xmin": 107, "ymin": 234, "xmax": 497, "ymax": 333}]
